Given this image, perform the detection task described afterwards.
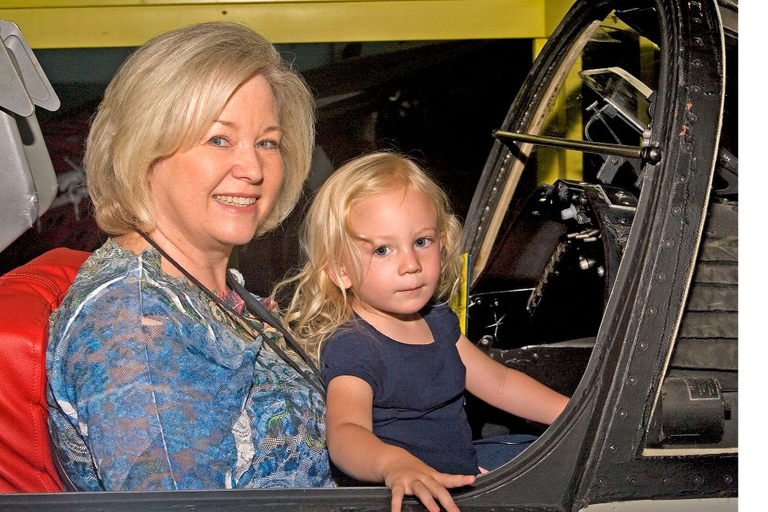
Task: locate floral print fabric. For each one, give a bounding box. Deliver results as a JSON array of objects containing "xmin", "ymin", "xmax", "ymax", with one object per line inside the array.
[{"xmin": 46, "ymin": 239, "xmax": 333, "ymax": 491}]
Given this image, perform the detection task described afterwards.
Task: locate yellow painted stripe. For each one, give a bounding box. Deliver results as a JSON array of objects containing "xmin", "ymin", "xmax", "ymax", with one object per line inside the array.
[
  {"xmin": 0, "ymin": 0, "xmax": 552, "ymax": 48},
  {"xmin": 449, "ymin": 252, "xmax": 470, "ymax": 335}
]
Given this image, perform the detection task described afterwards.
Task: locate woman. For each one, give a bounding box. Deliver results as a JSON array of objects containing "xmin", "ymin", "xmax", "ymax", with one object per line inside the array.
[{"xmin": 45, "ymin": 21, "xmax": 333, "ymax": 491}]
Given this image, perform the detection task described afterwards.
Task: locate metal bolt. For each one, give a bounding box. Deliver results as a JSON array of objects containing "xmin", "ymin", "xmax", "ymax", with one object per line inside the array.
[
  {"xmin": 579, "ymin": 257, "xmax": 596, "ymax": 270},
  {"xmin": 692, "ymin": 474, "xmax": 705, "ymax": 486},
  {"xmin": 647, "ymin": 306, "xmax": 658, "ymax": 316}
]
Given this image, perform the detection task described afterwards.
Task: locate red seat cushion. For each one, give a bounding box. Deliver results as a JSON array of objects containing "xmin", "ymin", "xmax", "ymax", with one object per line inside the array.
[{"xmin": 0, "ymin": 248, "xmax": 90, "ymax": 493}]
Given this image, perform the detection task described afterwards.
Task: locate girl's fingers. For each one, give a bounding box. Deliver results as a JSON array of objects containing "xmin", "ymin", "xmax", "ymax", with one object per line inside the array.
[
  {"xmin": 404, "ymin": 475, "xmax": 465, "ymax": 512},
  {"xmin": 438, "ymin": 473, "xmax": 476, "ymax": 489},
  {"xmin": 384, "ymin": 458, "xmax": 475, "ymax": 512},
  {"xmin": 422, "ymin": 481, "xmax": 460, "ymax": 512},
  {"xmin": 410, "ymin": 479, "xmax": 444, "ymax": 512},
  {"xmin": 390, "ymin": 484, "xmax": 404, "ymax": 512}
]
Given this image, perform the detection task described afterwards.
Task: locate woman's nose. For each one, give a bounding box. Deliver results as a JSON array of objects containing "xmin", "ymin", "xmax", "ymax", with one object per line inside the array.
[{"xmin": 231, "ymin": 147, "xmax": 264, "ymax": 183}]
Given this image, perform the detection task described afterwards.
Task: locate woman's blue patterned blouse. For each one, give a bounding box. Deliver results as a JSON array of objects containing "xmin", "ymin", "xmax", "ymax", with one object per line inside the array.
[{"xmin": 46, "ymin": 240, "xmax": 333, "ymax": 491}]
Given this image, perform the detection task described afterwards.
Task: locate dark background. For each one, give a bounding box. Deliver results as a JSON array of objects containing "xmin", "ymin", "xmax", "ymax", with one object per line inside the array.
[{"xmin": 1, "ymin": 39, "xmax": 532, "ymax": 297}]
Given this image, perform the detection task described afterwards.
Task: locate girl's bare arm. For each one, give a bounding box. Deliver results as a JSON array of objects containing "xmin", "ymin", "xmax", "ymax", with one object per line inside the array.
[
  {"xmin": 457, "ymin": 335, "xmax": 569, "ymax": 425},
  {"xmin": 326, "ymin": 375, "xmax": 476, "ymax": 512}
]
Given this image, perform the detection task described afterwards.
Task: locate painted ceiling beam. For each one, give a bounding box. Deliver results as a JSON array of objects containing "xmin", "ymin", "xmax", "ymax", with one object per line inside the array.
[{"xmin": 0, "ymin": 0, "xmax": 573, "ymax": 48}]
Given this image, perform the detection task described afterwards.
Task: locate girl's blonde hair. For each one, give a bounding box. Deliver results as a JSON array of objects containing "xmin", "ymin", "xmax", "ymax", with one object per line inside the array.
[
  {"xmin": 276, "ymin": 151, "xmax": 463, "ymax": 364},
  {"xmin": 85, "ymin": 21, "xmax": 315, "ymax": 236}
]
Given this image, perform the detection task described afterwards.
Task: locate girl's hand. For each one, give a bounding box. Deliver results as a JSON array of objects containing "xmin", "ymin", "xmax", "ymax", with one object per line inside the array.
[
  {"xmin": 326, "ymin": 376, "xmax": 476, "ymax": 511},
  {"xmin": 381, "ymin": 452, "xmax": 476, "ymax": 512}
]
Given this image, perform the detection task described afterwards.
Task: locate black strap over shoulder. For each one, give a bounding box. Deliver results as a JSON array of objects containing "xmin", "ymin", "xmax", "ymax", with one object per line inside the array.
[
  {"xmin": 226, "ymin": 271, "xmax": 325, "ymax": 393},
  {"xmin": 139, "ymin": 231, "xmax": 326, "ymax": 398}
]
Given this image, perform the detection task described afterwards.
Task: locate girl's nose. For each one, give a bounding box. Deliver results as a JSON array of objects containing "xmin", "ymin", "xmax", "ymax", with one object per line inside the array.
[{"xmin": 399, "ymin": 249, "xmax": 422, "ymax": 275}]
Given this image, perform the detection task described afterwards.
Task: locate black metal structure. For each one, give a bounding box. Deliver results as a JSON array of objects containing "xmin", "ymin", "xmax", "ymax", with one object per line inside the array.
[{"xmin": 460, "ymin": 0, "xmax": 736, "ymax": 509}]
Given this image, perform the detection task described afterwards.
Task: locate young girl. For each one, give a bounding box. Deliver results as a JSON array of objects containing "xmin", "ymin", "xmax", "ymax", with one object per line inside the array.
[{"xmin": 276, "ymin": 152, "xmax": 568, "ymax": 512}]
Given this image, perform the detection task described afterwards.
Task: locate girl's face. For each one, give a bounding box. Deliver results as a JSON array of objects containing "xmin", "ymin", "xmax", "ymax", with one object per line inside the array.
[
  {"xmin": 337, "ymin": 186, "xmax": 443, "ymax": 323},
  {"xmin": 148, "ymin": 74, "xmax": 284, "ymax": 256}
]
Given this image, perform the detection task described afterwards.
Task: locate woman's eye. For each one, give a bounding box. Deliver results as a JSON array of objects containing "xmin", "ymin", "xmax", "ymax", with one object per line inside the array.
[
  {"xmin": 208, "ymin": 136, "xmax": 230, "ymax": 147},
  {"xmin": 373, "ymin": 246, "xmax": 391, "ymax": 257},
  {"xmin": 256, "ymin": 139, "xmax": 280, "ymax": 149},
  {"xmin": 415, "ymin": 237, "xmax": 432, "ymax": 248}
]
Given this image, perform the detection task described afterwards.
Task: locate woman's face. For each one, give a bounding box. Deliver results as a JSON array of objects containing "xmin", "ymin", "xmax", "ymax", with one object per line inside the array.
[{"xmin": 149, "ymin": 74, "xmax": 284, "ymax": 255}]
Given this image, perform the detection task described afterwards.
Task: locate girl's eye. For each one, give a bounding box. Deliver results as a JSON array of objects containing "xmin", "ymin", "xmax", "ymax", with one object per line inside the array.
[
  {"xmin": 415, "ymin": 237, "xmax": 432, "ymax": 248},
  {"xmin": 373, "ymin": 246, "xmax": 391, "ymax": 257},
  {"xmin": 208, "ymin": 136, "xmax": 230, "ymax": 147}
]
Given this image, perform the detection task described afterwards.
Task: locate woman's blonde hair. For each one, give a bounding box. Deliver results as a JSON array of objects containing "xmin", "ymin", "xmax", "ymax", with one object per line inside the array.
[
  {"xmin": 276, "ymin": 151, "xmax": 463, "ymax": 364},
  {"xmin": 85, "ymin": 21, "xmax": 315, "ymax": 236}
]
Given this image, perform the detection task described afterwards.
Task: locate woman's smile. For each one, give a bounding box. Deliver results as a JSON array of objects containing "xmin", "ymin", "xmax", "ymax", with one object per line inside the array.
[{"xmin": 213, "ymin": 194, "xmax": 259, "ymax": 207}]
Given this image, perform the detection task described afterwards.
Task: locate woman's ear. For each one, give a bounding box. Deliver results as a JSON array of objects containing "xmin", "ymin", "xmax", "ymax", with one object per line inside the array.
[{"xmin": 325, "ymin": 264, "xmax": 353, "ymax": 291}]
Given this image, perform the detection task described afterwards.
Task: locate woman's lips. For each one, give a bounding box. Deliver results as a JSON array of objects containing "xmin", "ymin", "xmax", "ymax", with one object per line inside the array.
[{"xmin": 213, "ymin": 194, "xmax": 258, "ymax": 207}]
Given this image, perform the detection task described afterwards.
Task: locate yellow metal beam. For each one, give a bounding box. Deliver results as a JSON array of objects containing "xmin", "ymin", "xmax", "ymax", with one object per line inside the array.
[
  {"xmin": 544, "ymin": 0, "xmax": 573, "ymax": 35},
  {"xmin": 0, "ymin": 0, "xmax": 555, "ymax": 49}
]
